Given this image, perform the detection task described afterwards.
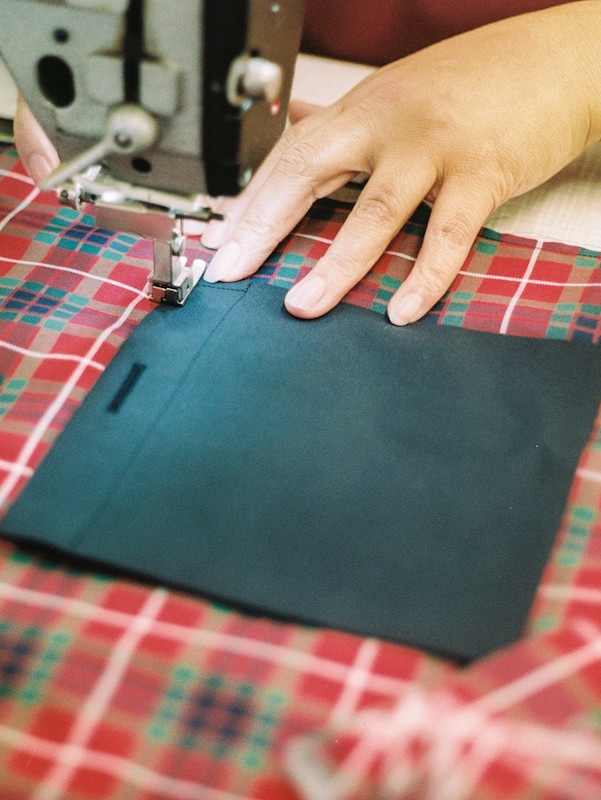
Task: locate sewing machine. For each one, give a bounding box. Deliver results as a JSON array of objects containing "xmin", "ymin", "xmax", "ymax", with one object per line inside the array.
[{"xmin": 0, "ymin": 0, "xmax": 305, "ymax": 305}]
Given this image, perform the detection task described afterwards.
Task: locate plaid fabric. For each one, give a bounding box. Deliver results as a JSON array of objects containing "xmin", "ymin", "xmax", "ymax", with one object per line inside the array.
[{"xmin": 0, "ymin": 145, "xmax": 600, "ymax": 799}]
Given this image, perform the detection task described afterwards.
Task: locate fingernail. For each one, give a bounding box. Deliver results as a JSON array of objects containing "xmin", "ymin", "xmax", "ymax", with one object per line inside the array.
[
  {"xmin": 285, "ymin": 274, "xmax": 327, "ymax": 313},
  {"xmin": 202, "ymin": 218, "xmax": 227, "ymax": 250},
  {"xmin": 26, "ymin": 153, "xmax": 52, "ymax": 186},
  {"xmin": 182, "ymin": 218, "xmax": 207, "ymax": 237},
  {"xmin": 204, "ymin": 241, "xmax": 242, "ymax": 283},
  {"xmin": 388, "ymin": 292, "xmax": 423, "ymax": 326}
]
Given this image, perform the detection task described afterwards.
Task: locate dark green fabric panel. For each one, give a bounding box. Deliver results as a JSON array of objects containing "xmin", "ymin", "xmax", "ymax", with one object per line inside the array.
[{"xmin": 4, "ymin": 280, "xmax": 601, "ymax": 660}]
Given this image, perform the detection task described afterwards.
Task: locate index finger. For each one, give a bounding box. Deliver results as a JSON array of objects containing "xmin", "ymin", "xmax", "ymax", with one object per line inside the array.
[
  {"xmin": 284, "ymin": 157, "xmax": 436, "ymax": 318},
  {"xmin": 202, "ymin": 108, "xmax": 362, "ymax": 283}
]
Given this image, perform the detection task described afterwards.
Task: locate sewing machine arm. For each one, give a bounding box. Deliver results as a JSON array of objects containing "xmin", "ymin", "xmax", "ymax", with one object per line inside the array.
[{"xmin": 0, "ymin": 0, "xmax": 305, "ymax": 304}]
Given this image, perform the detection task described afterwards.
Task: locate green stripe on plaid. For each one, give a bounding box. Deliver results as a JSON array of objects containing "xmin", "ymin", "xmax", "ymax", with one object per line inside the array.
[
  {"xmin": 35, "ymin": 208, "xmax": 138, "ymax": 260},
  {"xmin": 476, "ymin": 240, "xmax": 499, "ymax": 255},
  {"xmin": 151, "ymin": 669, "xmax": 286, "ymax": 769},
  {"xmin": 0, "ymin": 378, "xmax": 27, "ymax": 416},
  {"xmin": 0, "ymin": 622, "xmax": 69, "ymax": 704},
  {"xmin": 0, "ymin": 280, "xmax": 89, "ymax": 330},
  {"xmin": 547, "ymin": 303, "xmax": 578, "ymax": 340},
  {"xmin": 250, "ymin": 200, "xmax": 601, "ymax": 338},
  {"xmin": 557, "ymin": 506, "xmax": 594, "ymax": 568}
]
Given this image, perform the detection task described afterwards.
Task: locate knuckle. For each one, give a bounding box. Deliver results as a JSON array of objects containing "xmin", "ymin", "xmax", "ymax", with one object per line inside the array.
[
  {"xmin": 352, "ymin": 190, "xmax": 400, "ymax": 231},
  {"xmin": 416, "ymin": 264, "xmax": 458, "ymax": 299},
  {"xmin": 413, "ymin": 211, "xmax": 483, "ymax": 299},
  {"xmin": 417, "ymin": 266, "xmax": 455, "ymax": 300},
  {"xmin": 316, "ymin": 237, "xmax": 375, "ymax": 288},
  {"xmin": 235, "ymin": 210, "xmax": 280, "ymax": 246},
  {"xmin": 320, "ymin": 250, "xmax": 366, "ymax": 284},
  {"xmin": 274, "ymin": 136, "xmax": 323, "ymax": 182},
  {"xmin": 429, "ymin": 205, "xmax": 482, "ymax": 253}
]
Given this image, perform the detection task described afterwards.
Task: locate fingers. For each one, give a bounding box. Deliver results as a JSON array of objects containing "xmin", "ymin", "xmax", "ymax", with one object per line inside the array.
[
  {"xmin": 13, "ymin": 94, "xmax": 60, "ymax": 185},
  {"xmin": 202, "ymin": 172, "xmax": 326, "ymax": 284},
  {"xmin": 284, "ymin": 163, "xmax": 435, "ymax": 318},
  {"xmin": 182, "ymin": 194, "xmax": 230, "ymax": 244},
  {"xmin": 387, "ymin": 179, "xmax": 494, "ymax": 325},
  {"xmin": 203, "ymin": 107, "xmax": 361, "ymax": 282},
  {"xmin": 203, "ymin": 105, "xmax": 335, "ymax": 252},
  {"xmin": 200, "ymin": 195, "xmax": 239, "ymax": 249},
  {"xmin": 203, "ymin": 124, "xmax": 491, "ymax": 326}
]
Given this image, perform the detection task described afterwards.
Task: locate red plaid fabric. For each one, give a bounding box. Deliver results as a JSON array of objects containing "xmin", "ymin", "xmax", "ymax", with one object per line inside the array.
[{"xmin": 0, "ymin": 146, "xmax": 600, "ymax": 799}]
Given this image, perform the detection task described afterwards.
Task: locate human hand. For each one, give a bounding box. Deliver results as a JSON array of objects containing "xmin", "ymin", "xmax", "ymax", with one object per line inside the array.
[
  {"xmin": 203, "ymin": 1, "xmax": 601, "ymax": 325},
  {"xmin": 13, "ymin": 93, "xmax": 60, "ymax": 185}
]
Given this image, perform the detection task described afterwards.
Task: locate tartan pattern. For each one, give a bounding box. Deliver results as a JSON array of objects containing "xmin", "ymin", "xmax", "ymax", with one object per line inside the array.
[
  {"xmin": 0, "ymin": 145, "xmax": 600, "ymax": 798},
  {"xmin": 0, "ymin": 154, "xmax": 155, "ymax": 512},
  {"xmin": 260, "ymin": 201, "xmax": 601, "ymax": 342}
]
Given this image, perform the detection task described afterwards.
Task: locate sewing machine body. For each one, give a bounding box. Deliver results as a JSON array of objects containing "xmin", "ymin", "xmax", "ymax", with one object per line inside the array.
[{"xmin": 0, "ymin": 0, "xmax": 305, "ymax": 304}]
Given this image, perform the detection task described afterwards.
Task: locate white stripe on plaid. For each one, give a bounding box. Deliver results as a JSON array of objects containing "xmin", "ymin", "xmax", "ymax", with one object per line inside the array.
[
  {"xmin": 0, "ymin": 338, "xmax": 105, "ymax": 371},
  {"xmin": 0, "ymin": 168, "xmax": 35, "ymax": 185},
  {"xmin": 0, "ymin": 577, "xmax": 409, "ymax": 697},
  {"xmin": 460, "ymin": 271, "xmax": 601, "ymax": 288},
  {"xmin": 297, "ymin": 231, "xmax": 601, "ymax": 288},
  {"xmin": 296, "ymin": 231, "xmax": 419, "ymax": 263},
  {"xmin": 0, "ymin": 255, "xmax": 148, "ymax": 295},
  {"xmin": 577, "ymin": 467, "xmax": 601, "ymax": 483},
  {"xmin": 0, "ymin": 184, "xmax": 151, "ymax": 508},
  {"xmin": 328, "ymin": 638, "xmax": 381, "ymax": 728},
  {"xmin": 297, "ymin": 620, "xmax": 601, "ymax": 800},
  {"xmin": 0, "ymin": 290, "xmax": 149, "ymax": 506},
  {"xmin": 499, "ymin": 240, "xmax": 542, "ymax": 334},
  {"xmin": 0, "ymin": 458, "xmax": 33, "ymax": 478},
  {"xmin": 0, "ymin": 723, "xmax": 251, "ymax": 800},
  {"xmin": 34, "ymin": 588, "xmax": 168, "ymax": 800},
  {"xmin": 542, "ymin": 586, "xmax": 601, "ymax": 603},
  {"xmin": 0, "ymin": 185, "xmax": 40, "ymax": 232}
]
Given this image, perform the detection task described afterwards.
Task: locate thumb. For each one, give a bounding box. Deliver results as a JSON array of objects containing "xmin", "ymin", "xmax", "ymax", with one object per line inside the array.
[{"xmin": 13, "ymin": 94, "xmax": 60, "ymax": 186}]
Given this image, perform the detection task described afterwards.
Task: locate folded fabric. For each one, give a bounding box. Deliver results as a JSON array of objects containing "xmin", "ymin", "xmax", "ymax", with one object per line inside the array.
[{"xmin": 3, "ymin": 279, "xmax": 601, "ymax": 660}]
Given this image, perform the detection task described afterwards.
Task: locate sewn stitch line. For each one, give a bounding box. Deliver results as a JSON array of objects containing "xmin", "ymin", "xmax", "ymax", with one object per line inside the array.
[{"xmin": 67, "ymin": 282, "xmax": 251, "ymax": 551}]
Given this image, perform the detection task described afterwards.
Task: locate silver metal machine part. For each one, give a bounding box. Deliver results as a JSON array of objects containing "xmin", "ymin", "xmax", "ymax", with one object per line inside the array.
[{"xmin": 0, "ymin": 0, "xmax": 306, "ymax": 305}]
